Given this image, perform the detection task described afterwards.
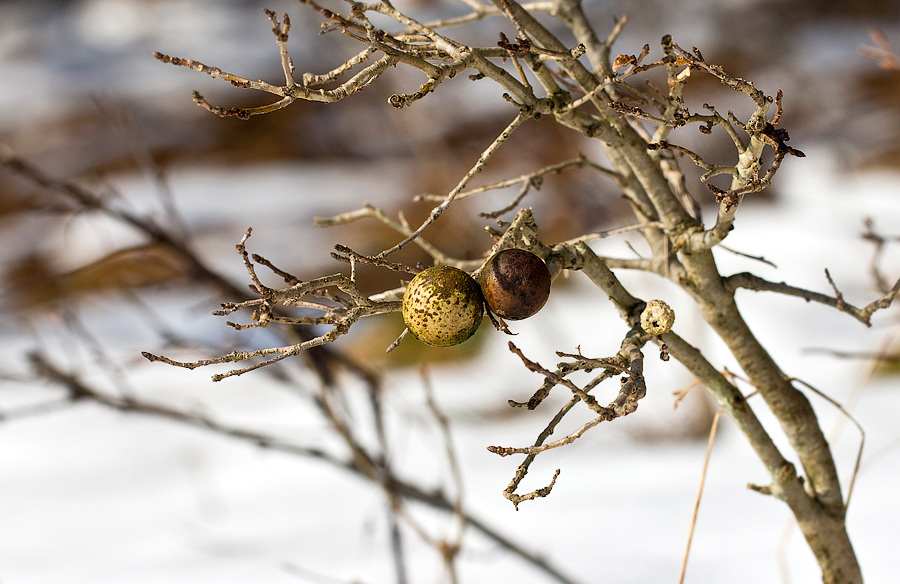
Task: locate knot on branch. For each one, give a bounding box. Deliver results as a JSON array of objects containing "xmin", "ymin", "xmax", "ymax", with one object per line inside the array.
[{"xmin": 497, "ymin": 32, "xmax": 532, "ymax": 54}]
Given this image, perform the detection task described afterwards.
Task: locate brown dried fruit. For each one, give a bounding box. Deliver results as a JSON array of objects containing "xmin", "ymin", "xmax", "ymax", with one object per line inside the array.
[
  {"xmin": 479, "ymin": 249, "xmax": 551, "ymax": 320},
  {"xmin": 402, "ymin": 266, "xmax": 484, "ymax": 347}
]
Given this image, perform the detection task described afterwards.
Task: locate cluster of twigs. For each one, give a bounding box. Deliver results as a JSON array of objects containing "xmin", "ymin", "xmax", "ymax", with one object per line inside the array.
[
  {"xmin": 490, "ymin": 330, "xmax": 650, "ymax": 508},
  {"xmin": 0, "ymin": 147, "xmax": 583, "ymax": 584},
  {"xmin": 143, "ymin": 228, "xmax": 407, "ymax": 381}
]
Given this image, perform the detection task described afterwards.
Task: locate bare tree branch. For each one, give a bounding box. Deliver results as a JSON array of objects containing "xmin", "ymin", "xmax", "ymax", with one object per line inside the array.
[
  {"xmin": 726, "ymin": 271, "xmax": 900, "ymax": 326},
  {"xmin": 134, "ymin": 3, "xmax": 895, "ymax": 580}
]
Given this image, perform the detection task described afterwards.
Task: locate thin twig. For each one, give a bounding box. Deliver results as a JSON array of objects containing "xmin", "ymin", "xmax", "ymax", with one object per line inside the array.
[
  {"xmin": 315, "ymin": 205, "xmax": 464, "ymax": 268},
  {"xmin": 421, "ymin": 367, "xmax": 466, "ymax": 583},
  {"xmin": 679, "ymin": 409, "xmax": 723, "ymax": 584},
  {"xmin": 376, "ymin": 111, "xmax": 531, "ymax": 259},
  {"xmin": 726, "ymin": 271, "xmax": 900, "ymax": 327}
]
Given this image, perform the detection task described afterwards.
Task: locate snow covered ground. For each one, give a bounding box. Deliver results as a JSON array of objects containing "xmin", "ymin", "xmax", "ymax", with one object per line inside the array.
[{"xmin": 1, "ymin": 150, "xmax": 898, "ymax": 584}]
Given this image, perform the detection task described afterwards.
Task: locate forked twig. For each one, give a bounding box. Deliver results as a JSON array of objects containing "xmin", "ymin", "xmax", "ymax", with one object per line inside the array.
[{"xmin": 726, "ymin": 271, "xmax": 900, "ymax": 327}]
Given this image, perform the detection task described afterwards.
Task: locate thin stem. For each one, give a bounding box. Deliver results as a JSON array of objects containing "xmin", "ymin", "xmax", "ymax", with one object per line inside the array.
[
  {"xmin": 679, "ymin": 409, "xmax": 723, "ymax": 584},
  {"xmin": 376, "ymin": 111, "xmax": 531, "ymax": 259}
]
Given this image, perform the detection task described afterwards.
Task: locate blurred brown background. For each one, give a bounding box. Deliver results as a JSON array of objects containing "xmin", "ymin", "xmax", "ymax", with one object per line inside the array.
[{"xmin": 1, "ymin": 0, "xmax": 898, "ymax": 354}]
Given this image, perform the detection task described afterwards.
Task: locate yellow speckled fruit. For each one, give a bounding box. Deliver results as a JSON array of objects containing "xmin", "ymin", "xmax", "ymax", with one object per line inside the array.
[{"xmin": 402, "ymin": 266, "xmax": 484, "ymax": 347}]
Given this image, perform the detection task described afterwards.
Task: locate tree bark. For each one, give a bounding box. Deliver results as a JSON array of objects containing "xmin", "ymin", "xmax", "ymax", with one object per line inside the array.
[{"xmin": 684, "ymin": 251, "xmax": 863, "ymax": 583}]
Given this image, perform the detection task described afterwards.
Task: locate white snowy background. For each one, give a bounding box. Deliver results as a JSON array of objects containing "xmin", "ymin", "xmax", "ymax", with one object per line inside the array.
[{"xmin": 1, "ymin": 1, "xmax": 899, "ymax": 583}]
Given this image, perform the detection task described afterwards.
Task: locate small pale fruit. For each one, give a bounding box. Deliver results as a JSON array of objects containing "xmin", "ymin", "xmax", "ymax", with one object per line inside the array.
[
  {"xmin": 640, "ymin": 299, "xmax": 675, "ymax": 335},
  {"xmin": 402, "ymin": 266, "xmax": 484, "ymax": 347},
  {"xmin": 480, "ymin": 249, "xmax": 551, "ymax": 320}
]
